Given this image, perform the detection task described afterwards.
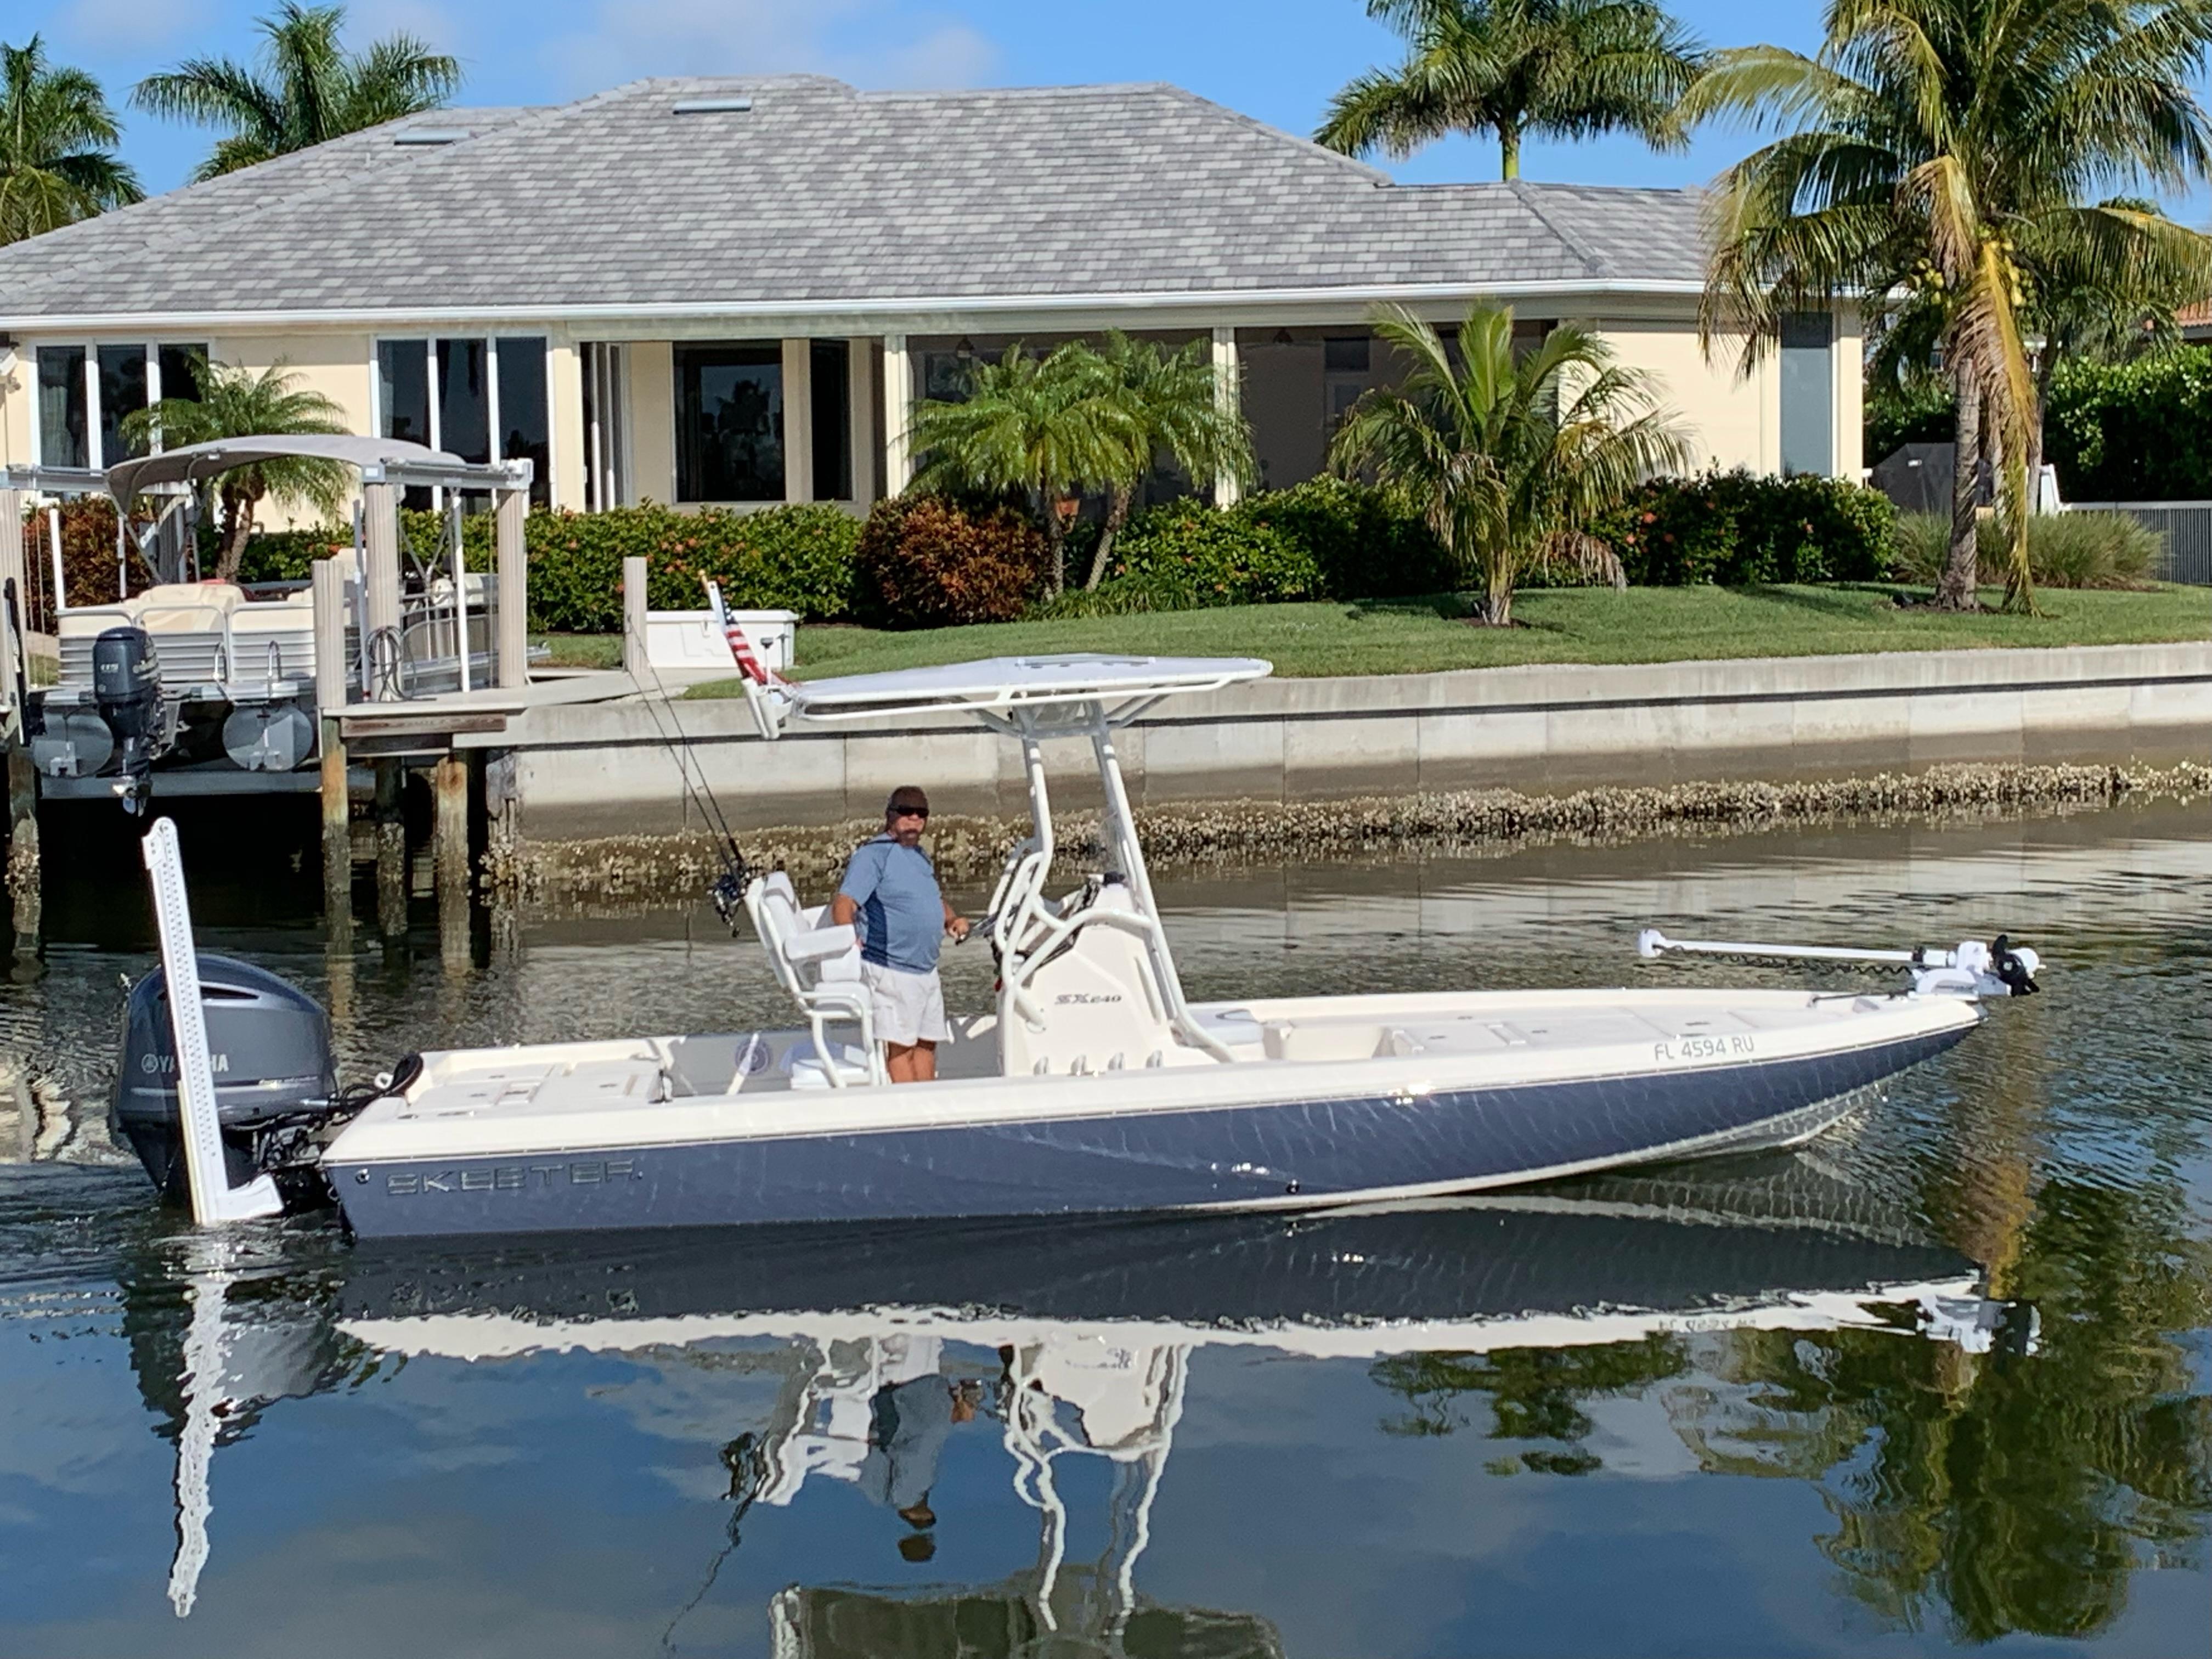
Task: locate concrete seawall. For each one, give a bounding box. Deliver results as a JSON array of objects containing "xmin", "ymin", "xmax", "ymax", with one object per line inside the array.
[{"xmin": 482, "ymin": 642, "xmax": 2212, "ymax": 843}]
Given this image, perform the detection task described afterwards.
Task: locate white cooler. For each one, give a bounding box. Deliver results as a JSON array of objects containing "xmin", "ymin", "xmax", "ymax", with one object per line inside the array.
[{"xmin": 644, "ymin": 608, "xmax": 798, "ymax": 674}]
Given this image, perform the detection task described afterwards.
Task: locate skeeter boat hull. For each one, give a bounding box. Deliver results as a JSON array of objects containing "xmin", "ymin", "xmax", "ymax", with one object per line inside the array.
[{"xmin": 326, "ymin": 1007, "xmax": 1972, "ymax": 1240}]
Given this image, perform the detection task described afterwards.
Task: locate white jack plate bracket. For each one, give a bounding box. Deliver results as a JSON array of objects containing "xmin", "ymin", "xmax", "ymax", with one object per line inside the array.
[{"xmin": 140, "ymin": 817, "xmax": 283, "ymax": 1225}]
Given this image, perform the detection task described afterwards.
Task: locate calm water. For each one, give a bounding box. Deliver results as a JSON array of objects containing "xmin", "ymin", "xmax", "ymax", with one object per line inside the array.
[{"xmin": 1, "ymin": 804, "xmax": 2208, "ymax": 1657}]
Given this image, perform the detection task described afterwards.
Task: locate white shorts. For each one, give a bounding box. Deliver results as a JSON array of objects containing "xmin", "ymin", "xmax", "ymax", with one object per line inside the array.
[{"xmin": 862, "ymin": 961, "xmax": 949, "ymax": 1046}]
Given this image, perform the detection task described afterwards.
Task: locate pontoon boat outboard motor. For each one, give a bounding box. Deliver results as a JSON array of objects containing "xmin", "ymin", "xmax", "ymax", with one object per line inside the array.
[
  {"xmin": 111, "ymin": 955, "xmax": 342, "ymax": 1206},
  {"xmin": 92, "ymin": 625, "xmax": 170, "ymax": 814}
]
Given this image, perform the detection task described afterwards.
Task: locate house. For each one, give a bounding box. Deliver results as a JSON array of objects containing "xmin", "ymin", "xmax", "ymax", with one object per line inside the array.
[{"xmin": 0, "ymin": 75, "xmax": 1861, "ymax": 518}]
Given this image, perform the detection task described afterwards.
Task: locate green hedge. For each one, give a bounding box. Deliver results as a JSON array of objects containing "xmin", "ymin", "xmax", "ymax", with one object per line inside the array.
[
  {"xmin": 1060, "ymin": 505, "xmax": 1323, "ymax": 615},
  {"xmin": 2045, "ymin": 348, "xmax": 2212, "ymax": 500},
  {"xmin": 1051, "ymin": 478, "xmax": 1453, "ymax": 616},
  {"xmin": 239, "ymin": 503, "xmax": 862, "ymax": 631},
  {"xmin": 1594, "ymin": 470, "xmax": 1896, "ymax": 586}
]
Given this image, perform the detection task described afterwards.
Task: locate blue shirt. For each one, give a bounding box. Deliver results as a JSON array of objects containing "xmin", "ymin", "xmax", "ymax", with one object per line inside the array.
[{"xmin": 838, "ymin": 834, "xmax": 944, "ymax": 974}]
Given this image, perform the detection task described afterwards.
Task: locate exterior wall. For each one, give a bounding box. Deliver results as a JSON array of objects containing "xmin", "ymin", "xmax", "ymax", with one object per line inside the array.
[
  {"xmin": 1834, "ymin": 302, "xmax": 1865, "ymax": 481},
  {"xmin": 0, "ymin": 353, "xmax": 31, "ymax": 471},
  {"xmin": 1593, "ymin": 316, "xmax": 1774, "ymax": 475},
  {"xmin": 0, "ymin": 301, "xmax": 1867, "ymax": 514},
  {"xmin": 548, "ymin": 338, "xmax": 587, "ymax": 510},
  {"xmin": 206, "ymin": 330, "xmax": 377, "ymax": 526},
  {"xmin": 627, "ymin": 341, "xmax": 678, "ymax": 506}
]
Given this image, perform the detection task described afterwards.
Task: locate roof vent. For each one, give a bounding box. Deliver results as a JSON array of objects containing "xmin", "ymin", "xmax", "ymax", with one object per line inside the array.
[
  {"xmin": 671, "ymin": 97, "xmax": 753, "ymax": 114},
  {"xmin": 392, "ymin": 127, "xmax": 471, "ymax": 145}
]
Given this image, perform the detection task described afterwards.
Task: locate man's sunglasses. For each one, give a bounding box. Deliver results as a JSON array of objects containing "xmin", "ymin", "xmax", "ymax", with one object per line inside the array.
[{"xmin": 892, "ymin": 806, "xmax": 929, "ymax": 820}]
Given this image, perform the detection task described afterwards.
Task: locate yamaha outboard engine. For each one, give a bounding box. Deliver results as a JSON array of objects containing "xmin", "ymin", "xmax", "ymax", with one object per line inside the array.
[
  {"xmin": 92, "ymin": 626, "xmax": 167, "ymax": 814},
  {"xmin": 111, "ymin": 954, "xmax": 342, "ymax": 1207}
]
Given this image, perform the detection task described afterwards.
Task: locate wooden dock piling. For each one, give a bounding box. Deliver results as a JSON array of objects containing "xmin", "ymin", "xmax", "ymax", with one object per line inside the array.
[
  {"xmin": 623, "ymin": 556, "xmax": 648, "ymax": 676},
  {"xmin": 374, "ymin": 758, "xmax": 407, "ymax": 939},
  {"xmin": 4, "ymin": 737, "xmax": 36, "ymax": 957},
  {"xmin": 311, "ymin": 558, "xmax": 352, "ymax": 935},
  {"xmin": 433, "ymin": 752, "xmax": 470, "ymax": 969}
]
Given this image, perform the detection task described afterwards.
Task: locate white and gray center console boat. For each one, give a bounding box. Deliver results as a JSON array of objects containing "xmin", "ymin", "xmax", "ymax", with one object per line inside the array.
[{"xmin": 117, "ymin": 654, "xmax": 2041, "ymax": 1238}]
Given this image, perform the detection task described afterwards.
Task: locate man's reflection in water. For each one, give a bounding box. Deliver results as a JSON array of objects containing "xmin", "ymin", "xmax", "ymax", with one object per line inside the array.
[{"xmin": 860, "ymin": 1370, "xmax": 982, "ymax": 1561}]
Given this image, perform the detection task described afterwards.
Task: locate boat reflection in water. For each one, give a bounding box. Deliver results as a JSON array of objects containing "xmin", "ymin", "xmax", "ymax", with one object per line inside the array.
[{"xmin": 139, "ymin": 1159, "xmax": 2025, "ymax": 1649}]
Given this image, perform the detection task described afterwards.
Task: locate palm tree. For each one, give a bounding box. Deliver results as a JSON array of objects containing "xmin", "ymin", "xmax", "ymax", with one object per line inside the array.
[
  {"xmin": 1686, "ymin": 0, "xmax": 2212, "ymax": 613},
  {"xmin": 0, "ymin": 35, "xmax": 141, "ymax": 245},
  {"xmin": 1081, "ymin": 333, "xmax": 1256, "ymax": 590},
  {"xmin": 120, "ymin": 356, "xmax": 351, "ymax": 583},
  {"xmin": 132, "ymin": 2, "xmax": 460, "ymax": 181},
  {"xmin": 1316, "ymin": 0, "xmax": 1705, "ymax": 180},
  {"xmin": 1328, "ymin": 303, "xmax": 1690, "ymax": 625},
  {"xmin": 906, "ymin": 344, "xmax": 1141, "ymax": 599}
]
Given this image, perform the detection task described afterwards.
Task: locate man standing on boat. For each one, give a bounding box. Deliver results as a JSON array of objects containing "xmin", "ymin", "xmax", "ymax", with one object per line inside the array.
[{"xmin": 833, "ymin": 786, "xmax": 968, "ymax": 1082}]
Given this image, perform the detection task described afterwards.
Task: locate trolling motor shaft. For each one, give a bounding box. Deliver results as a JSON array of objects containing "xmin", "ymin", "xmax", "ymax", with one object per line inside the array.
[{"xmin": 1637, "ymin": 928, "xmax": 2040, "ymax": 998}]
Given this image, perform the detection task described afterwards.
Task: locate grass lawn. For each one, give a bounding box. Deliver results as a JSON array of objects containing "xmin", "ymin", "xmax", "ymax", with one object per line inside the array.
[
  {"xmin": 533, "ymin": 631, "xmax": 625, "ymax": 669},
  {"xmin": 678, "ymin": 583, "xmax": 2209, "ymax": 693}
]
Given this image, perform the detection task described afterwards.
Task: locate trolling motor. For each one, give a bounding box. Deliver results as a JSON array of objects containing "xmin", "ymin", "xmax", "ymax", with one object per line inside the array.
[
  {"xmin": 92, "ymin": 625, "xmax": 171, "ymax": 815},
  {"xmin": 1638, "ymin": 928, "xmax": 2041, "ymax": 998}
]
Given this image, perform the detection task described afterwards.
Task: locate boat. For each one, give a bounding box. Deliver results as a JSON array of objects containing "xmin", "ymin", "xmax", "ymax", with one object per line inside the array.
[
  {"xmin": 20, "ymin": 437, "xmax": 517, "ymax": 806},
  {"xmin": 115, "ymin": 653, "xmax": 2041, "ymax": 1238}
]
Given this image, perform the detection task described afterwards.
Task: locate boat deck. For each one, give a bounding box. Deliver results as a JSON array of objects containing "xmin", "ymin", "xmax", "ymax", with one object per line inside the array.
[{"xmin": 378, "ymin": 986, "xmax": 1940, "ymax": 1131}]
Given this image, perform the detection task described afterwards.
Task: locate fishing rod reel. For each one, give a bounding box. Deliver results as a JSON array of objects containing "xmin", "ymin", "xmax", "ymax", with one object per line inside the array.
[
  {"xmin": 708, "ymin": 848, "xmax": 752, "ymax": 935},
  {"xmin": 1638, "ymin": 928, "xmax": 2041, "ymax": 999}
]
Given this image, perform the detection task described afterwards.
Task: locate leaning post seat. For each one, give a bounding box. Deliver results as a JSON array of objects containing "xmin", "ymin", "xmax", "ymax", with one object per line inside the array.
[{"xmin": 742, "ymin": 873, "xmax": 884, "ymax": 1087}]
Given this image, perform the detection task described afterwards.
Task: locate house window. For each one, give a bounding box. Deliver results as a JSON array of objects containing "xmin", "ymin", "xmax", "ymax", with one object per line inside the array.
[
  {"xmin": 675, "ymin": 342, "xmax": 783, "ymax": 503},
  {"xmin": 922, "ymin": 348, "xmax": 988, "ymax": 402},
  {"xmin": 35, "ymin": 341, "xmax": 208, "ymax": 470},
  {"xmin": 495, "ymin": 339, "xmax": 550, "ymax": 508},
  {"xmin": 811, "ymin": 339, "xmax": 851, "ymax": 501},
  {"xmin": 158, "ymin": 345, "xmax": 206, "ymax": 404},
  {"xmin": 98, "ymin": 345, "xmax": 150, "ymax": 461},
  {"xmin": 437, "ymin": 338, "xmax": 490, "ymax": 464},
  {"xmin": 1780, "ymin": 312, "xmax": 1835, "ymax": 477},
  {"xmin": 376, "ymin": 335, "xmax": 552, "ymax": 507},
  {"xmin": 1323, "ymin": 336, "xmax": 1370, "ymax": 373},
  {"xmin": 37, "ymin": 347, "xmax": 88, "ymax": 469}
]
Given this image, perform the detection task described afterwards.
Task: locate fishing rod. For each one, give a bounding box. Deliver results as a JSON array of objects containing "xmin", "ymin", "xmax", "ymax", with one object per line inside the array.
[{"xmin": 620, "ymin": 582, "xmax": 757, "ymax": 927}]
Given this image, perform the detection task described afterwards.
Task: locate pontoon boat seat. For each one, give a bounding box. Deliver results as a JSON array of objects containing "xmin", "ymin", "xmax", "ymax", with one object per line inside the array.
[{"xmin": 748, "ymin": 872, "xmax": 884, "ymax": 1087}]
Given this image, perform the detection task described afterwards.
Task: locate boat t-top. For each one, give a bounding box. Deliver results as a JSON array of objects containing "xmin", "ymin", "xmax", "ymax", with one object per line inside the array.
[{"xmin": 116, "ymin": 650, "xmax": 2041, "ymax": 1238}]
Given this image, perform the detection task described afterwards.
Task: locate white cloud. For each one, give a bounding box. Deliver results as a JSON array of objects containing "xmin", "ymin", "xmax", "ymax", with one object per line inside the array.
[{"xmin": 539, "ymin": 0, "xmax": 998, "ymax": 96}]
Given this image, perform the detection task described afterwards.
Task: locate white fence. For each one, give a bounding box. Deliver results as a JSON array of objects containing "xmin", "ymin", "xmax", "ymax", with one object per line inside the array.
[{"xmin": 2066, "ymin": 500, "xmax": 2212, "ymax": 584}]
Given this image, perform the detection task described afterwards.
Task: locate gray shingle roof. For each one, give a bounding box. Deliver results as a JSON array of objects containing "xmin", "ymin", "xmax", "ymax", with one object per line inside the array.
[{"xmin": 0, "ymin": 77, "xmax": 1707, "ymax": 323}]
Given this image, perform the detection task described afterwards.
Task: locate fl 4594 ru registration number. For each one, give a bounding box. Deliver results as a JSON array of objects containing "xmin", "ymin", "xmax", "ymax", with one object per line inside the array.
[{"xmin": 1655, "ymin": 1034, "xmax": 1756, "ymax": 1063}]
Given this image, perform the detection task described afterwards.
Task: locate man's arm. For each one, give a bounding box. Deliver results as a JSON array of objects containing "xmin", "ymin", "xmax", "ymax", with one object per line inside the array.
[
  {"xmin": 943, "ymin": 895, "xmax": 968, "ymax": 941},
  {"xmin": 832, "ymin": 846, "xmax": 879, "ymax": 930}
]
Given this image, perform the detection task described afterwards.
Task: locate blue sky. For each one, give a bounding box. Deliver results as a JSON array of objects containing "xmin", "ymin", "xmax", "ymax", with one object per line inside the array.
[{"xmin": 18, "ymin": 0, "xmax": 2208, "ymax": 218}]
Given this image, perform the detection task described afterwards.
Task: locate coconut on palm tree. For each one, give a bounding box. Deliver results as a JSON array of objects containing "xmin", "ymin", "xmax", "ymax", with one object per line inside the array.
[
  {"xmin": 1081, "ymin": 333, "xmax": 1256, "ymax": 590},
  {"xmin": 0, "ymin": 35, "xmax": 140, "ymax": 245},
  {"xmin": 132, "ymin": 1, "xmax": 459, "ymax": 181},
  {"xmin": 906, "ymin": 345, "xmax": 1141, "ymax": 599},
  {"xmin": 1686, "ymin": 0, "xmax": 2212, "ymax": 613},
  {"xmin": 1317, "ymin": 0, "xmax": 1705, "ymax": 179},
  {"xmin": 1329, "ymin": 304, "xmax": 1690, "ymax": 625},
  {"xmin": 120, "ymin": 356, "xmax": 351, "ymax": 583}
]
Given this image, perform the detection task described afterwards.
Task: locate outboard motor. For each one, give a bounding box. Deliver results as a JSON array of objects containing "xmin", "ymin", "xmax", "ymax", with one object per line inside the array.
[
  {"xmin": 92, "ymin": 626, "xmax": 168, "ymax": 814},
  {"xmin": 110, "ymin": 954, "xmax": 343, "ymax": 1207}
]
